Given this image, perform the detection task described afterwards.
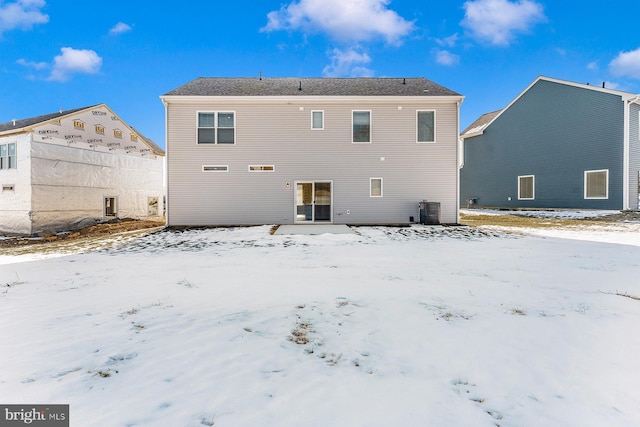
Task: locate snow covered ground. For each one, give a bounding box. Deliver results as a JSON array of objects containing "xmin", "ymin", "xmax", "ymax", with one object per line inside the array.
[{"xmin": 1, "ymin": 219, "xmax": 640, "ymax": 426}]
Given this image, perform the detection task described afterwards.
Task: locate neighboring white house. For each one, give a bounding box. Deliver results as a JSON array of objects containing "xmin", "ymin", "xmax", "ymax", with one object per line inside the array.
[
  {"xmin": 161, "ymin": 77, "xmax": 464, "ymax": 226},
  {"xmin": 0, "ymin": 104, "xmax": 165, "ymax": 235}
]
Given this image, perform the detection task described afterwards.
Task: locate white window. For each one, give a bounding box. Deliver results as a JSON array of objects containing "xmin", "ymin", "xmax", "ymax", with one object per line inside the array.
[
  {"xmin": 417, "ymin": 111, "xmax": 436, "ymax": 143},
  {"xmin": 311, "ymin": 111, "xmax": 324, "ymax": 130},
  {"xmin": 584, "ymin": 169, "xmax": 608, "ymax": 199},
  {"xmin": 248, "ymin": 165, "xmax": 275, "ymax": 172},
  {"xmin": 353, "ymin": 111, "xmax": 371, "ymax": 143},
  {"xmin": 0, "ymin": 143, "xmax": 16, "ymax": 170},
  {"xmin": 198, "ymin": 112, "xmax": 235, "ymax": 144},
  {"xmin": 370, "ymin": 178, "xmax": 383, "ymax": 197},
  {"xmin": 518, "ymin": 175, "xmax": 535, "ymax": 200},
  {"xmin": 202, "ymin": 165, "xmax": 229, "ymax": 172}
]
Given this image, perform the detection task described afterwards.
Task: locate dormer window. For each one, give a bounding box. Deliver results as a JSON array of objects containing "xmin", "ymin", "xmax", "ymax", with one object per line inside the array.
[
  {"xmin": 95, "ymin": 125, "xmax": 105, "ymax": 135},
  {"xmin": 114, "ymin": 129, "xmax": 122, "ymax": 139},
  {"xmin": 73, "ymin": 120, "xmax": 85, "ymax": 130}
]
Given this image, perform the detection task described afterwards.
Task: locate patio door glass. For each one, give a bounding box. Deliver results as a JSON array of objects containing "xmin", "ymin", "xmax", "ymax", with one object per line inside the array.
[{"xmin": 296, "ymin": 181, "xmax": 332, "ymax": 223}]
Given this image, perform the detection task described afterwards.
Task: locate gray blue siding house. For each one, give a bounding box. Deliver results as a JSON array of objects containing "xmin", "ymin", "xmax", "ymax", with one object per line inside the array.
[
  {"xmin": 460, "ymin": 76, "xmax": 640, "ymax": 210},
  {"xmin": 161, "ymin": 77, "xmax": 464, "ymax": 226}
]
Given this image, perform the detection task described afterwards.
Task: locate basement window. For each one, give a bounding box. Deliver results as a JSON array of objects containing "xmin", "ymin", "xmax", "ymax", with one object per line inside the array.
[
  {"xmin": 202, "ymin": 165, "xmax": 229, "ymax": 172},
  {"xmin": 104, "ymin": 197, "xmax": 117, "ymax": 217}
]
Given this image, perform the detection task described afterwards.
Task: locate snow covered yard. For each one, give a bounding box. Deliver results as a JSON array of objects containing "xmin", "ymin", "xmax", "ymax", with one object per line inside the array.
[{"xmin": 1, "ymin": 221, "xmax": 640, "ymax": 426}]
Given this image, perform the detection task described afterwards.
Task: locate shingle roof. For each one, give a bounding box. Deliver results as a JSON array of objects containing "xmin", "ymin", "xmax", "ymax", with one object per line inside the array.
[
  {"xmin": 461, "ymin": 109, "xmax": 502, "ymax": 138},
  {"xmin": 164, "ymin": 77, "xmax": 461, "ymax": 97},
  {"xmin": 0, "ymin": 106, "xmax": 97, "ymax": 133}
]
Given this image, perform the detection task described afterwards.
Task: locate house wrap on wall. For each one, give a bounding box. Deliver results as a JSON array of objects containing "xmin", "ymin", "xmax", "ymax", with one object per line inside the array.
[
  {"xmin": 0, "ymin": 104, "xmax": 165, "ymax": 235},
  {"xmin": 460, "ymin": 76, "xmax": 640, "ymax": 210},
  {"xmin": 160, "ymin": 77, "xmax": 464, "ymax": 226}
]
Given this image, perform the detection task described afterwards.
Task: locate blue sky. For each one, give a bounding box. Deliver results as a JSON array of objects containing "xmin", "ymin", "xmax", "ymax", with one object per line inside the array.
[{"xmin": 1, "ymin": 0, "xmax": 639, "ymax": 148}]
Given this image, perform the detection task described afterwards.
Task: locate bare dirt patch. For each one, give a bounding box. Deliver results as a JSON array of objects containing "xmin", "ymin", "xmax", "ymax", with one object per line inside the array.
[
  {"xmin": 459, "ymin": 211, "xmax": 640, "ymax": 229},
  {"xmin": 0, "ymin": 218, "xmax": 165, "ymax": 256}
]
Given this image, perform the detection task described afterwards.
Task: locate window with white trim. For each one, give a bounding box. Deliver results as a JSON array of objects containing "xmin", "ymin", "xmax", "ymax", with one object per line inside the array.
[
  {"xmin": 202, "ymin": 165, "xmax": 229, "ymax": 172},
  {"xmin": 353, "ymin": 111, "xmax": 371, "ymax": 143},
  {"xmin": 370, "ymin": 178, "xmax": 383, "ymax": 197},
  {"xmin": 518, "ymin": 175, "xmax": 535, "ymax": 200},
  {"xmin": 417, "ymin": 111, "xmax": 435, "ymax": 143},
  {"xmin": 0, "ymin": 143, "xmax": 16, "ymax": 170},
  {"xmin": 311, "ymin": 111, "xmax": 324, "ymax": 130},
  {"xmin": 198, "ymin": 112, "xmax": 235, "ymax": 144},
  {"xmin": 248, "ymin": 165, "xmax": 274, "ymax": 172},
  {"xmin": 584, "ymin": 170, "xmax": 608, "ymax": 199}
]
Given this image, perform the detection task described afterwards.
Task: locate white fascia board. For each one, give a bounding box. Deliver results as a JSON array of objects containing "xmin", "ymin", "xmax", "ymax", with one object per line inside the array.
[{"xmin": 160, "ymin": 95, "xmax": 465, "ymax": 105}]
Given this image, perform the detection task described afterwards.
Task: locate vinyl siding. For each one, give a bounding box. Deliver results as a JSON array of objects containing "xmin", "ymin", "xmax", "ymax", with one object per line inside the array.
[
  {"xmin": 461, "ymin": 79, "xmax": 625, "ymax": 210},
  {"xmin": 630, "ymin": 103, "xmax": 640, "ymax": 210},
  {"xmin": 166, "ymin": 98, "xmax": 460, "ymax": 225}
]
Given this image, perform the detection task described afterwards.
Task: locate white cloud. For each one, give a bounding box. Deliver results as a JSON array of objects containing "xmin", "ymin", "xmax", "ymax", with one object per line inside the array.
[
  {"xmin": 109, "ymin": 21, "xmax": 132, "ymax": 35},
  {"xmin": 436, "ymin": 33, "xmax": 459, "ymax": 48},
  {"xmin": 609, "ymin": 48, "xmax": 640, "ymax": 80},
  {"xmin": 0, "ymin": 0, "xmax": 48, "ymax": 35},
  {"xmin": 461, "ymin": 0, "xmax": 546, "ymax": 46},
  {"xmin": 434, "ymin": 49, "xmax": 460, "ymax": 66},
  {"xmin": 322, "ymin": 48, "xmax": 373, "ymax": 77},
  {"xmin": 48, "ymin": 47, "xmax": 102, "ymax": 82},
  {"xmin": 262, "ymin": 0, "xmax": 414, "ymax": 45},
  {"xmin": 587, "ymin": 61, "xmax": 598, "ymax": 71},
  {"xmin": 16, "ymin": 57, "xmax": 47, "ymax": 69}
]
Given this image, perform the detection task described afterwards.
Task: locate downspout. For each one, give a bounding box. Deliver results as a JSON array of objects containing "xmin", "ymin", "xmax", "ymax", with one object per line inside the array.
[
  {"xmin": 623, "ymin": 96, "xmax": 640, "ymax": 210},
  {"xmin": 456, "ymin": 99, "xmax": 463, "ymax": 224},
  {"xmin": 626, "ymin": 96, "xmax": 640, "ymax": 210},
  {"xmin": 161, "ymin": 97, "xmax": 170, "ymax": 226}
]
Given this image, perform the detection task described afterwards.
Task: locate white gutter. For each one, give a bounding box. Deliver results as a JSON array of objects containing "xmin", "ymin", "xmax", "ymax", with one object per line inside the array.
[{"xmin": 623, "ymin": 95, "xmax": 640, "ymax": 210}]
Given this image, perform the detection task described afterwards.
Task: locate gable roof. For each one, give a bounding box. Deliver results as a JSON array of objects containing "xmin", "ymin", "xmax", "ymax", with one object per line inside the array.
[
  {"xmin": 0, "ymin": 104, "xmax": 164, "ymax": 156},
  {"xmin": 461, "ymin": 76, "xmax": 640, "ymax": 140},
  {"xmin": 461, "ymin": 109, "xmax": 502, "ymax": 138},
  {"xmin": 163, "ymin": 77, "xmax": 462, "ymax": 97},
  {"xmin": 0, "ymin": 106, "xmax": 96, "ymax": 133}
]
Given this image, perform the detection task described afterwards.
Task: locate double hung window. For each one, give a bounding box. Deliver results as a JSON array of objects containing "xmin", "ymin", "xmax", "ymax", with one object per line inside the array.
[
  {"xmin": 0, "ymin": 143, "xmax": 16, "ymax": 170},
  {"xmin": 417, "ymin": 111, "xmax": 435, "ymax": 143},
  {"xmin": 198, "ymin": 112, "xmax": 235, "ymax": 144},
  {"xmin": 352, "ymin": 111, "xmax": 371, "ymax": 143}
]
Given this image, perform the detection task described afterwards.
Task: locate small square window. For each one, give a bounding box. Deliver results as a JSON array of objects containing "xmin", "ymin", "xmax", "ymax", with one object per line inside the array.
[
  {"xmin": 131, "ymin": 134, "xmax": 138, "ymax": 142},
  {"xmin": 370, "ymin": 178, "xmax": 383, "ymax": 197},
  {"xmin": 312, "ymin": 111, "xmax": 324, "ymax": 130},
  {"xmin": 585, "ymin": 170, "xmax": 608, "ymax": 199},
  {"xmin": 73, "ymin": 120, "xmax": 85, "ymax": 130},
  {"xmin": 518, "ymin": 175, "xmax": 535, "ymax": 200},
  {"xmin": 95, "ymin": 124, "xmax": 105, "ymax": 134},
  {"xmin": 114, "ymin": 129, "xmax": 123, "ymax": 139}
]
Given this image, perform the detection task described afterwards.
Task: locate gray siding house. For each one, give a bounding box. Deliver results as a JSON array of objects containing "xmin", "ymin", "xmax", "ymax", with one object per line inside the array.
[
  {"xmin": 161, "ymin": 77, "xmax": 464, "ymax": 226},
  {"xmin": 460, "ymin": 76, "xmax": 640, "ymax": 210}
]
